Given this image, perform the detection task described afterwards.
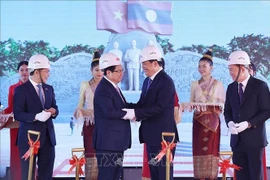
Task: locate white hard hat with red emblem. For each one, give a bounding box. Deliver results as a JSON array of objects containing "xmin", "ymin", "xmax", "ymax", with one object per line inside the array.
[
  {"xmin": 140, "ymin": 45, "xmax": 163, "ymax": 63},
  {"xmin": 99, "ymin": 53, "xmax": 121, "ymax": 70},
  {"xmin": 28, "ymin": 54, "xmax": 50, "ymax": 72},
  {"xmin": 228, "ymin": 50, "xmax": 251, "ymax": 65}
]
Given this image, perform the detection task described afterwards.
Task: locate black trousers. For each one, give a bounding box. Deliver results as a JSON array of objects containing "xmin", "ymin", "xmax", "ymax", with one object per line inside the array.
[
  {"xmin": 146, "ymin": 144, "xmax": 175, "ymax": 180},
  {"xmin": 232, "ymin": 140, "xmax": 263, "ymax": 180},
  {"xmin": 96, "ymin": 149, "xmax": 124, "ymax": 180}
]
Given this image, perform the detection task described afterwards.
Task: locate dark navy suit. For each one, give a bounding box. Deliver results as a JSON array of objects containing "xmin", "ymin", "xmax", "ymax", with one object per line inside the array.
[
  {"xmin": 224, "ymin": 76, "xmax": 270, "ymax": 180},
  {"xmin": 13, "ymin": 80, "xmax": 58, "ymax": 180},
  {"xmin": 127, "ymin": 70, "xmax": 179, "ymax": 180},
  {"xmin": 93, "ymin": 77, "xmax": 131, "ymax": 180}
]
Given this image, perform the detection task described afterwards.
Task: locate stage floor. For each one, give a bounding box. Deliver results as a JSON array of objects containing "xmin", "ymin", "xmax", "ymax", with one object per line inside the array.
[{"xmin": 1, "ymin": 121, "xmax": 270, "ymax": 178}]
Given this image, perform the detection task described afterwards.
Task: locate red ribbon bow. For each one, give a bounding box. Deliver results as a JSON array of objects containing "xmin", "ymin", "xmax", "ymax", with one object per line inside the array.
[
  {"xmin": 218, "ymin": 159, "xmax": 241, "ymax": 174},
  {"xmin": 155, "ymin": 141, "xmax": 176, "ymax": 162},
  {"xmin": 21, "ymin": 139, "xmax": 40, "ymax": 160},
  {"xmin": 68, "ymin": 155, "xmax": 86, "ymax": 176}
]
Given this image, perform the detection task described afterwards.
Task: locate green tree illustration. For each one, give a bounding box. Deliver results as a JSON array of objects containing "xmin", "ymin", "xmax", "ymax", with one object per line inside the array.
[
  {"xmin": 0, "ymin": 39, "xmax": 104, "ymax": 76},
  {"xmin": 0, "ymin": 38, "xmax": 22, "ymax": 76},
  {"xmin": 178, "ymin": 44, "xmax": 207, "ymax": 54},
  {"xmin": 155, "ymin": 35, "xmax": 174, "ymax": 54},
  {"xmin": 59, "ymin": 44, "xmax": 96, "ymax": 57},
  {"xmin": 212, "ymin": 44, "xmax": 230, "ymax": 59},
  {"xmin": 227, "ymin": 34, "xmax": 270, "ymax": 78}
]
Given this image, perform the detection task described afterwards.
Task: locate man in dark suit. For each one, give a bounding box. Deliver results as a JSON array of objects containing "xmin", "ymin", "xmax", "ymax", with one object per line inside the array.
[
  {"xmin": 224, "ymin": 50, "xmax": 270, "ymax": 180},
  {"xmin": 124, "ymin": 45, "xmax": 179, "ymax": 180},
  {"xmin": 93, "ymin": 53, "xmax": 132, "ymax": 180},
  {"xmin": 13, "ymin": 54, "xmax": 58, "ymax": 180}
]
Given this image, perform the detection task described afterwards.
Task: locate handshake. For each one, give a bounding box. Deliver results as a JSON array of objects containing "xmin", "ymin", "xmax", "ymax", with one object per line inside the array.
[
  {"xmin": 228, "ymin": 121, "xmax": 250, "ymax": 134},
  {"xmin": 35, "ymin": 110, "xmax": 51, "ymax": 122},
  {"xmin": 122, "ymin": 108, "xmax": 136, "ymax": 122}
]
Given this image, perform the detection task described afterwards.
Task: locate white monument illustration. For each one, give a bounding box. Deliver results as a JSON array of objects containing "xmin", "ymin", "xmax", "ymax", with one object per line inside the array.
[
  {"xmin": 109, "ymin": 41, "xmax": 123, "ymax": 62},
  {"xmin": 124, "ymin": 40, "xmax": 141, "ymax": 91},
  {"xmin": 109, "ymin": 41, "xmax": 124, "ymax": 88}
]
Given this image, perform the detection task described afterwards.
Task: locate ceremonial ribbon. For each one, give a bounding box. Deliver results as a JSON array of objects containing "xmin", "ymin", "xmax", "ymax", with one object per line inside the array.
[
  {"xmin": 218, "ymin": 159, "xmax": 241, "ymax": 174},
  {"xmin": 155, "ymin": 141, "xmax": 176, "ymax": 162},
  {"xmin": 68, "ymin": 155, "xmax": 86, "ymax": 176},
  {"xmin": 21, "ymin": 139, "xmax": 40, "ymax": 160}
]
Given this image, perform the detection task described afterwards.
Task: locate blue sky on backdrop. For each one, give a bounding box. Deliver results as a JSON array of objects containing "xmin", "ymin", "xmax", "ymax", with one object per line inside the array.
[{"xmin": 1, "ymin": 1, "xmax": 270, "ymax": 49}]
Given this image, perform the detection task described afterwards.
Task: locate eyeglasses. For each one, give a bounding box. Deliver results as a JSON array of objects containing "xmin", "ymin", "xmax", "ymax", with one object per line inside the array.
[
  {"xmin": 113, "ymin": 69, "xmax": 125, "ymax": 73},
  {"xmin": 40, "ymin": 69, "xmax": 50, "ymax": 74}
]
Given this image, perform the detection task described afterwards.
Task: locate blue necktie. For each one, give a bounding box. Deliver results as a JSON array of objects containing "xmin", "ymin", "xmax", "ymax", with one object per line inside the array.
[
  {"xmin": 37, "ymin": 84, "xmax": 44, "ymax": 108},
  {"xmin": 238, "ymin": 83, "xmax": 244, "ymax": 103},
  {"xmin": 145, "ymin": 78, "xmax": 152, "ymax": 96}
]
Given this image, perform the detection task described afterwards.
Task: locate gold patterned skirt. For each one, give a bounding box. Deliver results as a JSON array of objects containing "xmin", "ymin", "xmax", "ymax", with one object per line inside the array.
[{"xmin": 192, "ymin": 115, "xmax": 220, "ymax": 179}]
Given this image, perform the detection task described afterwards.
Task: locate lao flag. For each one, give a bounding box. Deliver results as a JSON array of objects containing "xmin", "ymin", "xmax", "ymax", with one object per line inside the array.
[
  {"xmin": 96, "ymin": 1, "xmax": 131, "ymax": 33},
  {"xmin": 127, "ymin": 1, "xmax": 173, "ymax": 35}
]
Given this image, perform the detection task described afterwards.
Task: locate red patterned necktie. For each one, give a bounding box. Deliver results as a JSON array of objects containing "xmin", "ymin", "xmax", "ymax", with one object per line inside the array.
[{"xmin": 116, "ymin": 86, "xmax": 125, "ymax": 102}]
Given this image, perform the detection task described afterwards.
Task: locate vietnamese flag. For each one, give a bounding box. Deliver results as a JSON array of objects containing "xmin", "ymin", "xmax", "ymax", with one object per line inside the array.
[{"xmin": 96, "ymin": 0, "xmax": 131, "ymax": 33}]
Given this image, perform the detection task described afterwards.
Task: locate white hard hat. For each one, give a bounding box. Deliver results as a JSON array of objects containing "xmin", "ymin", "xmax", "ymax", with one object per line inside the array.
[
  {"xmin": 228, "ymin": 50, "xmax": 250, "ymax": 65},
  {"xmin": 28, "ymin": 54, "xmax": 50, "ymax": 71},
  {"xmin": 140, "ymin": 45, "xmax": 163, "ymax": 63},
  {"xmin": 99, "ymin": 53, "xmax": 121, "ymax": 70}
]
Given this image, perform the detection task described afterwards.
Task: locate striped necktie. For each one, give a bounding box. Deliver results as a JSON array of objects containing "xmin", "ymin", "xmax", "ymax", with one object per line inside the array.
[
  {"xmin": 145, "ymin": 78, "xmax": 152, "ymax": 96},
  {"xmin": 37, "ymin": 84, "xmax": 44, "ymax": 108},
  {"xmin": 116, "ymin": 86, "xmax": 125, "ymax": 103}
]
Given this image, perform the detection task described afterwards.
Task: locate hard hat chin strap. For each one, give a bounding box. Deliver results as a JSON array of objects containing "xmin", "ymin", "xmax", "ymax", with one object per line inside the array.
[
  {"xmin": 38, "ymin": 69, "xmax": 44, "ymax": 84},
  {"xmin": 234, "ymin": 65, "xmax": 241, "ymax": 82}
]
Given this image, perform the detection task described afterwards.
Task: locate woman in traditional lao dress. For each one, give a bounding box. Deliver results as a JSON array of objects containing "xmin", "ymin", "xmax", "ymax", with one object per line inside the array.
[
  {"xmin": 1, "ymin": 61, "xmax": 29, "ymax": 180},
  {"xmin": 74, "ymin": 51, "xmax": 103, "ymax": 180},
  {"xmin": 190, "ymin": 49, "xmax": 225, "ymax": 180}
]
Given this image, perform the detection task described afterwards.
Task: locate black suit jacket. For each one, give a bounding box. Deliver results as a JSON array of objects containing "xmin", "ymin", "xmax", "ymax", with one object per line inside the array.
[
  {"xmin": 93, "ymin": 78, "xmax": 131, "ymax": 151},
  {"xmin": 224, "ymin": 76, "xmax": 270, "ymax": 148},
  {"xmin": 13, "ymin": 80, "xmax": 58, "ymax": 148},
  {"xmin": 127, "ymin": 70, "xmax": 179, "ymax": 146}
]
